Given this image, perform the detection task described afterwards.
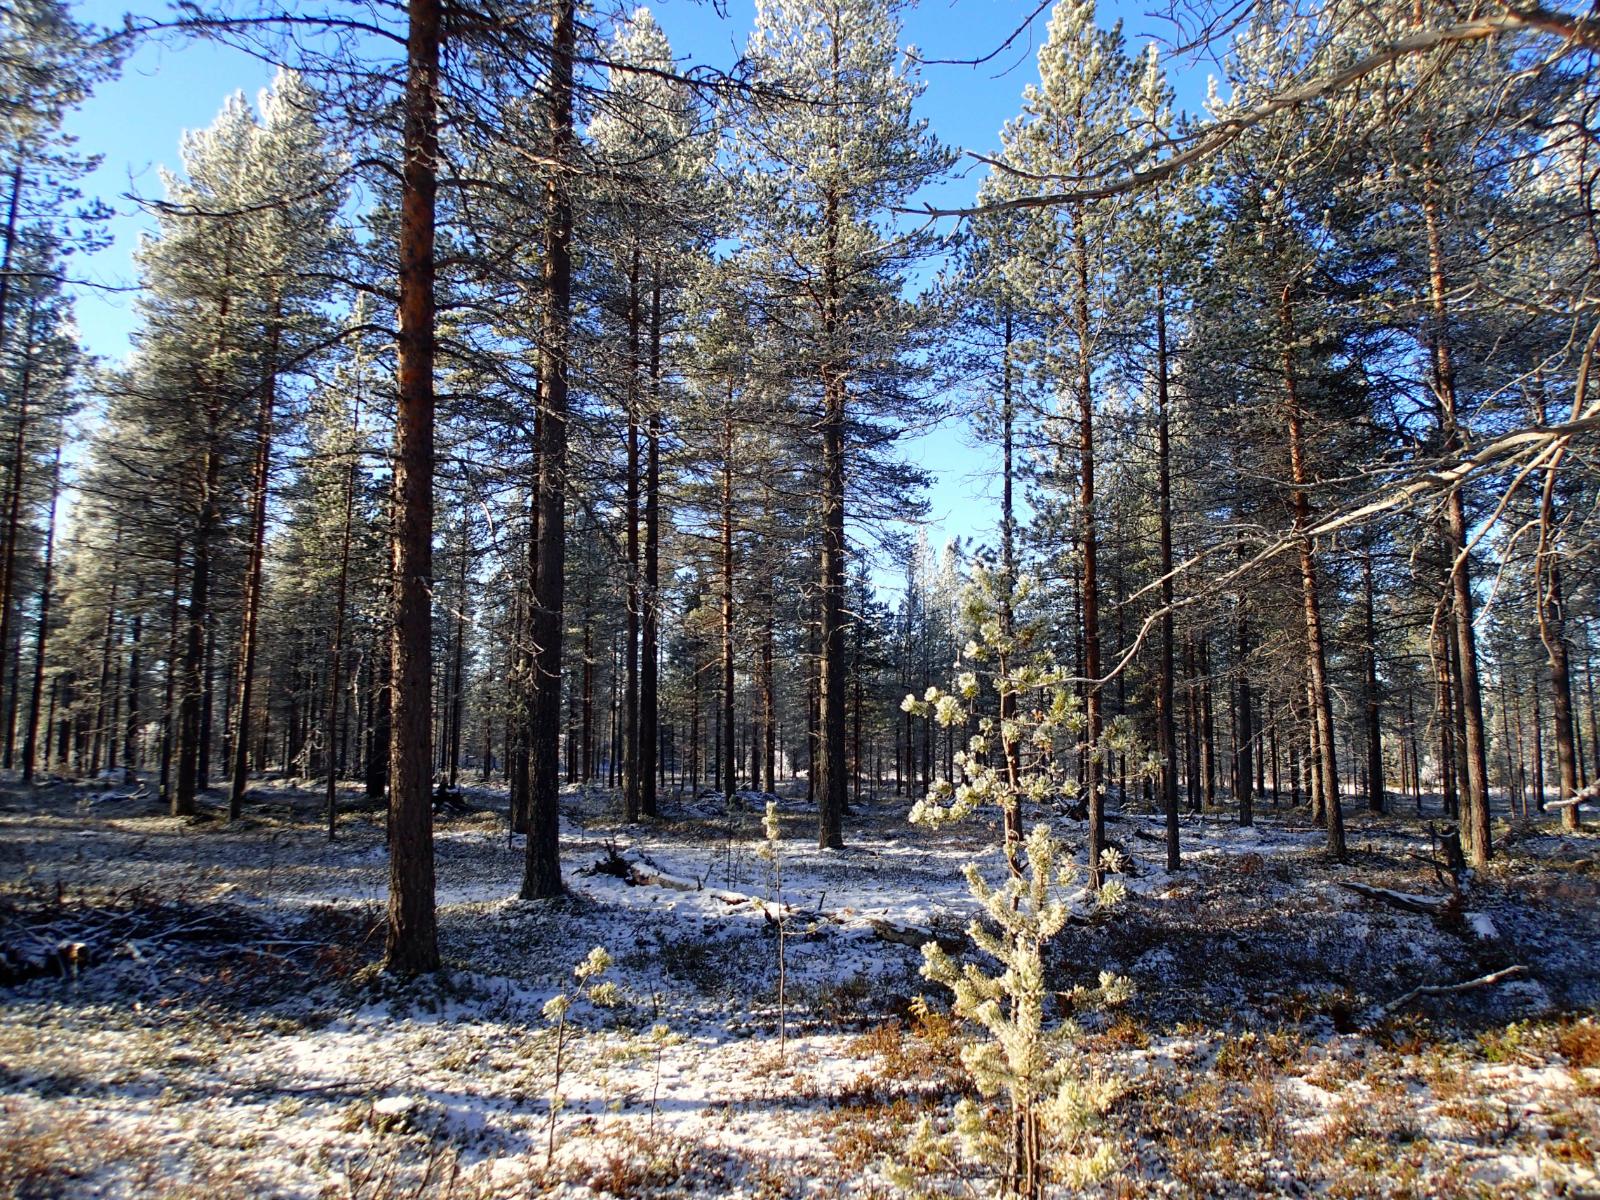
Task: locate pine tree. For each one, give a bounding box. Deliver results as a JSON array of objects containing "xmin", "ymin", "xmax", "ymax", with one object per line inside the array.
[{"xmin": 736, "ymin": 0, "xmax": 950, "ymax": 848}]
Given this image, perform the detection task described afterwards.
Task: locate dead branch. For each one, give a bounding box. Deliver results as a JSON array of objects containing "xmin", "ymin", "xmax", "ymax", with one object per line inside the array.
[
  {"xmin": 1375, "ymin": 964, "xmax": 1529, "ymax": 1019},
  {"xmin": 1338, "ymin": 881, "xmax": 1459, "ymax": 916}
]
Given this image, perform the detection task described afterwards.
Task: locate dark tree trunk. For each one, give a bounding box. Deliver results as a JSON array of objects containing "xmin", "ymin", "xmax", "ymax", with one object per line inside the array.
[
  {"xmin": 1279, "ymin": 282, "xmax": 1345, "ymax": 862},
  {"xmin": 159, "ymin": 536, "xmax": 183, "ymax": 802},
  {"xmin": 383, "ymin": 0, "xmax": 444, "ymax": 974},
  {"xmin": 815, "ymin": 185, "xmax": 848, "ymax": 850},
  {"xmin": 22, "ymin": 446, "xmax": 60, "ymax": 783},
  {"xmin": 1537, "ymin": 476, "xmax": 1582, "ymax": 832},
  {"xmin": 1421, "ymin": 141, "xmax": 1490, "ymax": 861},
  {"xmin": 1363, "ymin": 550, "xmax": 1385, "ymax": 812},
  {"xmin": 521, "ymin": 0, "xmax": 575, "ymax": 901},
  {"xmin": 1153, "ymin": 274, "xmax": 1179, "ymax": 868},
  {"xmin": 229, "ymin": 318, "xmax": 280, "ymax": 820},
  {"xmin": 0, "ymin": 291, "xmax": 36, "ymax": 759},
  {"xmin": 176, "ymin": 434, "xmax": 221, "ymax": 816},
  {"xmin": 720, "ymin": 401, "xmax": 736, "ymax": 806},
  {"xmin": 1531, "ymin": 675, "xmax": 1546, "ymax": 810},
  {"xmin": 623, "ymin": 250, "xmax": 642, "ymax": 822},
  {"xmin": 1236, "ymin": 613, "xmax": 1253, "ymax": 828},
  {"xmin": 640, "ymin": 272, "xmax": 663, "ymax": 817},
  {"xmin": 325, "ymin": 390, "xmax": 359, "ymax": 839},
  {"xmin": 447, "ymin": 528, "xmax": 467, "ymax": 788}
]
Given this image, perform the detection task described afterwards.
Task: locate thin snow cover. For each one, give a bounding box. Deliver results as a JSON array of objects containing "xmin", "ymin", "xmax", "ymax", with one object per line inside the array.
[{"xmin": 2, "ymin": 781, "xmax": 1597, "ymax": 1197}]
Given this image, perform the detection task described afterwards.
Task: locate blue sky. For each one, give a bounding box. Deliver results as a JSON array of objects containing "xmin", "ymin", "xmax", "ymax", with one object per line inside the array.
[{"xmin": 62, "ymin": 0, "xmax": 1217, "ymax": 558}]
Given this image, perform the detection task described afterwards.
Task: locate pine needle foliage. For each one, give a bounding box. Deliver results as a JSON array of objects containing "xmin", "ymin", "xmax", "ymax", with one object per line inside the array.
[{"xmin": 896, "ymin": 564, "xmax": 1139, "ymax": 1198}]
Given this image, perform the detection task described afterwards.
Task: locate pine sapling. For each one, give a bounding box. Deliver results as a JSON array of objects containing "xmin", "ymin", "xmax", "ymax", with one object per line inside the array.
[
  {"xmin": 896, "ymin": 565, "xmax": 1143, "ymax": 1197},
  {"xmin": 756, "ymin": 799, "xmax": 787, "ymax": 1056},
  {"xmin": 643, "ymin": 992, "xmax": 685, "ymax": 1134}
]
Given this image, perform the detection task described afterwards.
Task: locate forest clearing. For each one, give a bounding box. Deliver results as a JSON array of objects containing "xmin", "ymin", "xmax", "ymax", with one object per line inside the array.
[
  {"xmin": 5, "ymin": 0, "xmax": 1600, "ymax": 1193},
  {"xmin": 2, "ymin": 778, "xmax": 1597, "ymax": 1197}
]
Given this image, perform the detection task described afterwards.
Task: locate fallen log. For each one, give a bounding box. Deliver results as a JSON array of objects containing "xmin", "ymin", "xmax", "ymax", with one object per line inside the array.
[
  {"xmin": 581, "ymin": 846, "xmax": 967, "ymax": 951},
  {"xmin": 1338, "ymin": 881, "xmax": 1459, "ymax": 916}
]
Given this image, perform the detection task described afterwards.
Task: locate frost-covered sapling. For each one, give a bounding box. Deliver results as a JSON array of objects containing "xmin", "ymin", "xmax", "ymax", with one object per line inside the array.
[
  {"xmin": 907, "ymin": 825, "xmax": 1132, "ymax": 1197},
  {"xmin": 642, "ymin": 992, "xmax": 685, "ymax": 1133},
  {"xmin": 756, "ymin": 799, "xmax": 788, "ymax": 1057},
  {"xmin": 897, "ymin": 565, "xmax": 1140, "ymax": 1198},
  {"xmin": 542, "ymin": 945, "xmax": 620, "ymax": 1170}
]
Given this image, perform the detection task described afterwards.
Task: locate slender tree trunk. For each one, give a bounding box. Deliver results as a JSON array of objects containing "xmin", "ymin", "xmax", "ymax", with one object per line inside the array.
[
  {"xmin": 1537, "ymin": 466, "xmax": 1581, "ymax": 832},
  {"xmin": 367, "ymin": 625, "xmax": 391, "ymax": 800},
  {"xmin": 447, "ymin": 525, "xmax": 467, "ymax": 788},
  {"xmin": 851, "ymin": 606, "xmax": 863, "ymax": 807},
  {"xmin": 200, "ymin": 616, "xmax": 217, "ymax": 787},
  {"xmin": 816, "ymin": 187, "xmax": 848, "ymax": 851},
  {"xmin": 1531, "ymin": 677, "xmax": 1546, "ymax": 810},
  {"xmin": 121, "ymin": 585, "xmax": 141, "ymax": 770},
  {"xmin": 688, "ymin": 644, "xmax": 700, "ymax": 794},
  {"xmin": 1580, "ymin": 649, "xmax": 1593, "ymax": 790},
  {"xmin": 762, "ymin": 600, "xmax": 775, "ymax": 795},
  {"xmin": 1184, "ymin": 635, "xmax": 1200, "ymax": 812},
  {"xmin": 1153, "ymin": 274, "xmax": 1179, "ymax": 868},
  {"xmin": 720, "ymin": 399, "xmax": 737, "ymax": 807},
  {"xmin": 325, "ymin": 390, "xmax": 360, "ymax": 839},
  {"xmin": 0, "ymin": 292, "xmax": 37, "ymax": 755},
  {"xmin": 384, "ymin": 0, "xmax": 444, "ymax": 973},
  {"xmin": 623, "ymin": 250, "xmax": 642, "ymax": 821},
  {"xmin": 158, "ymin": 536, "xmax": 182, "ymax": 802},
  {"xmin": 1279, "ymin": 282, "xmax": 1345, "ymax": 861},
  {"xmin": 1432, "ymin": 605, "xmax": 1456, "ymax": 816},
  {"xmin": 640, "ymin": 272, "xmax": 662, "ymax": 818},
  {"xmin": 1071, "ymin": 205, "xmax": 1104, "ymax": 886},
  {"xmin": 522, "ymin": 0, "xmax": 575, "ymax": 900},
  {"xmin": 1363, "ymin": 550, "xmax": 1385, "ymax": 812},
  {"xmin": 1420, "ymin": 144, "xmax": 1490, "ymax": 861},
  {"xmin": 229, "ymin": 317, "xmax": 281, "ymax": 819},
  {"xmin": 176, "ymin": 435, "xmax": 221, "ymax": 816},
  {"xmin": 21, "ymin": 445, "xmax": 60, "ymax": 783},
  {"xmin": 1236, "ymin": 611, "xmax": 1253, "ymax": 828},
  {"xmin": 581, "ymin": 611, "xmax": 594, "ymax": 784}
]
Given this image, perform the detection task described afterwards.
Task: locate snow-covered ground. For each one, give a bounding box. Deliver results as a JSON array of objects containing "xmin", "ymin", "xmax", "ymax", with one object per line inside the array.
[{"xmin": 1, "ymin": 778, "xmax": 1596, "ymax": 1197}]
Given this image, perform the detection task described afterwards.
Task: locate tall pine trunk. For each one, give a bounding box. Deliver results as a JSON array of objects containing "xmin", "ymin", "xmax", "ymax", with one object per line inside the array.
[
  {"xmin": 720, "ymin": 399, "xmax": 736, "ymax": 807},
  {"xmin": 176, "ymin": 436, "xmax": 221, "ymax": 816},
  {"xmin": 1363, "ymin": 550, "xmax": 1385, "ymax": 812},
  {"xmin": 22, "ymin": 445, "xmax": 60, "ymax": 783},
  {"xmin": 1071, "ymin": 203, "xmax": 1103, "ymax": 887},
  {"xmin": 1154, "ymin": 266, "xmax": 1180, "ymax": 869},
  {"xmin": 640, "ymin": 273, "xmax": 663, "ymax": 817},
  {"xmin": 0, "ymin": 292, "xmax": 37, "ymax": 755},
  {"xmin": 1279, "ymin": 281, "xmax": 1345, "ymax": 862},
  {"xmin": 623, "ymin": 249, "xmax": 642, "ymax": 822},
  {"xmin": 384, "ymin": 0, "xmax": 443, "ymax": 974},
  {"xmin": 325, "ymin": 388, "xmax": 360, "ymax": 839},
  {"xmin": 229, "ymin": 315, "xmax": 281, "ymax": 819},
  {"xmin": 1536, "ymin": 441, "xmax": 1581, "ymax": 831},
  {"xmin": 521, "ymin": 0, "xmax": 575, "ymax": 901}
]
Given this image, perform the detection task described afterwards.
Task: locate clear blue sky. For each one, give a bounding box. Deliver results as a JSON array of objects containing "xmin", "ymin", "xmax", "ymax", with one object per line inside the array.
[{"xmin": 62, "ymin": 0, "xmax": 1217, "ymax": 558}]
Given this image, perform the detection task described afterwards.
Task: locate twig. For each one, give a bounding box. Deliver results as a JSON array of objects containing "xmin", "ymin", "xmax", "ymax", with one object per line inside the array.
[{"xmin": 1375, "ymin": 964, "xmax": 1529, "ymax": 1019}]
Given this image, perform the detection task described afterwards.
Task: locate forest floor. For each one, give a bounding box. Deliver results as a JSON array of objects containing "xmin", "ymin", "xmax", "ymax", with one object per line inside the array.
[{"xmin": 0, "ymin": 774, "xmax": 1597, "ymax": 1199}]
